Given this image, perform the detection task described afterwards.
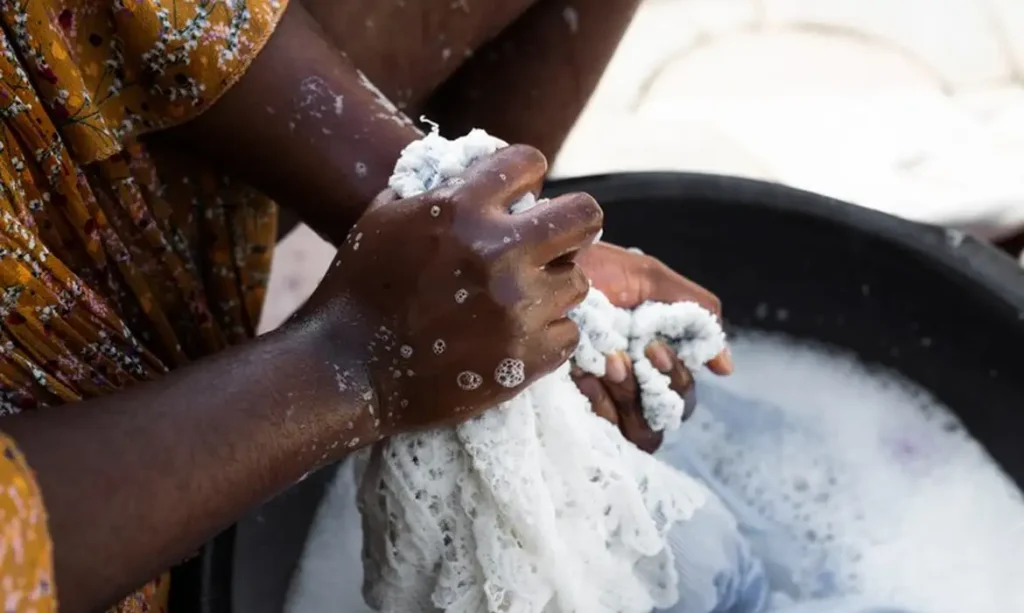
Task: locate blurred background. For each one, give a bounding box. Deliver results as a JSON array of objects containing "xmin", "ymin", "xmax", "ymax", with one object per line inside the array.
[{"xmin": 261, "ymin": 0, "xmax": 1024, "ymax": 331}]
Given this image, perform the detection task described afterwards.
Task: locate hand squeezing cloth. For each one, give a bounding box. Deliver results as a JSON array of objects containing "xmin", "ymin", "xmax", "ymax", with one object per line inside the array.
[{"xmin": 352, "ymin": 129, "xmax": 729, "ymax": 613}]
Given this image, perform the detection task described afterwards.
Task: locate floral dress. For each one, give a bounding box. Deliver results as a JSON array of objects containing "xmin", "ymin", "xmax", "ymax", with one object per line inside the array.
[{"xmin": 0, "ymin": 0, "xmax": 289, "ymax": 610}]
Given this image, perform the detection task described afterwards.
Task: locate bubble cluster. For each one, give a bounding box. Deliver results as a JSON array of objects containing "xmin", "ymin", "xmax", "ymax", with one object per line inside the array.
[
  {"xmin": 433, "ymin": 339, "xmax": 446, "ymax": 355},
  {"xmin": 456, "ymin": 371, "xmax": 482, "ymax": 391},
  {"xmin": 400, "ymin": 345, "xmax": 413, "ymax": 359},
  {"xmin": 667, "ymin": 331, "xmax": 1024, "ymax": 612},
  {"xmin": 454, "ymin": 289, "xmax": 468, "ymax": 304},
  {"xmin": 494, "ymin": 358, "xmax": 526, "ymax": 388}
]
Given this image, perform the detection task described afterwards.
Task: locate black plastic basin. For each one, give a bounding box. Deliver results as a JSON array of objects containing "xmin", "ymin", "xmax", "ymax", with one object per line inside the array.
[{"xmin": 170, "ymin": 172, "xmax": 1024, "ymax": 613}]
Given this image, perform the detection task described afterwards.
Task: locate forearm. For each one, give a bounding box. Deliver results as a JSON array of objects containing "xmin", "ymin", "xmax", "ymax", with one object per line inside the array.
[
  {"xmin": 1, "ymin": 318, "xmax": 375, "ymax": 613},
  {"xmin": 158, "ymin": 3, "xmax": 422, "ymax": 243},
  {"xmin": 424, "ymin": 0, "xmax": 640, "ymax": 159}
]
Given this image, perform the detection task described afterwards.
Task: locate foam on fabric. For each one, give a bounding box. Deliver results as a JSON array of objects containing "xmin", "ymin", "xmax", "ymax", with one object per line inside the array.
[{"xmin": 332, "ymin": 129, "xmax": 724, "ymax": 613}]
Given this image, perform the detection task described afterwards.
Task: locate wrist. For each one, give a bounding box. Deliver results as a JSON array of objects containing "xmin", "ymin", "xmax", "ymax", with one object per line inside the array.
[{"xmin": 277, "ymin": 304, "xmax": 386, "ymax": 456}]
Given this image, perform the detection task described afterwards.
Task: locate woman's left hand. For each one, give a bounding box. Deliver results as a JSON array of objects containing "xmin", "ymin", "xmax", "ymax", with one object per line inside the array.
[{"xmin": 574, "ymin": 242, "xmax": 733, "ymax": 453}]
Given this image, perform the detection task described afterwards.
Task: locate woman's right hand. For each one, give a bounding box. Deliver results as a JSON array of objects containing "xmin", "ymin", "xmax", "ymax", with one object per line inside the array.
[{"xmin": 299, "ymin": 145, "xmax": 603, "ymax": 440}]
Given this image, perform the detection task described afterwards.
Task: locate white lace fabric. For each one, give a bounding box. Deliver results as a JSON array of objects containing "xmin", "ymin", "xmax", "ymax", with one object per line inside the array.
[{"xmin": 352, "ymin": 130, "xmax": 727, "ymax": 613}]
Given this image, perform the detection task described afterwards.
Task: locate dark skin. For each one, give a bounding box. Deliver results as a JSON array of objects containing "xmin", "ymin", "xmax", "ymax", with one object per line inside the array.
[
  {"xmin": 299, "ymin": 0, "xmax": 643, "ymax": 158},
  {"xmin": 5, "ymin": 149, "xmax": 598, "ymax": 612},
  {"xmin": 171, "ymin": 0, "xmax": 730, "ymax": 442},
  {"xmin": 575, "ymin": 242, "xmax": 733, "ymax": 452},
  {"xmin": 240, "ymin": 0, "xmax": 733, "ymax": 446},
  {"xmin": 274, "ymin": 0, "xmax": 644, "ymax": 233},
  {"xmin": 7, "ymin": 5, "xmax": 602, "ymax": 611},
  {"xmin": 308, "ymin": 146, "xmax": 602, "ymax": 430},
  {"xmin": 5, "ymin": 1, "xmax": 728, "ymax": 609}
]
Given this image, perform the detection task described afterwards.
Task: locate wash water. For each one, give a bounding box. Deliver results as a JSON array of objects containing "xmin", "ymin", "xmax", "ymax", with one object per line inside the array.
[
  {"xmin": 290, "ymin": 330, "xmax": 1024, "ymax": 612},
  {"xmin": 669, "ymin": 331, "xmax": 1024, "ymax": 611}
]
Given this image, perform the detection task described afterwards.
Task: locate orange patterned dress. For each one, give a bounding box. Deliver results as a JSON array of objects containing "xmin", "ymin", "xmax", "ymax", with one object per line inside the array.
[{"xmin": 0, "ymin": 0, "xmax": 289, "ymax": 611}]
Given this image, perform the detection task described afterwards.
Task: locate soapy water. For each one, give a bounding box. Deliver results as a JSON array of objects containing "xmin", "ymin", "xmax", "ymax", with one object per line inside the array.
[
  {"xmin": 287, "ymin": 331, "xmax": 1024, "ymax": 613},
  {"xmin": 665, "ymin": 331, "xmax": 1024, "ymax": 612}
]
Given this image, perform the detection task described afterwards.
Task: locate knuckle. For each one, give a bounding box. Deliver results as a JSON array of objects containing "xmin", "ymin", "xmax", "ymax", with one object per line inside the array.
[
  {"xmin": 556, "ymin": 321, "xmax": 582, "ymax": 355},
  {"xmin": 560, "ymin": 192, "xmax": 602, "ymax": 222},
  {"xmin": 570, "ymin": 192, "xmax": 604, "ymax": 229},
  {"xmin": 505, "ymin": 144, "xmax": 548, "ymax": 173},
  {"xmin": 477, "ymin": 241, "xmax": 511, "ymax": 268},
  {"xmin": 578, "ymin": 191, "xmax": 603, "ymax": 219},
  {"xmin": 568, "ymin": 266, "xmax": 590, "ymax": 303},
  {"xmin": 501, "ymin": 310, "xmax": 531, "ymax": 342},
  {"xmin": 566, "ymin": 321, "xmax": 581, "ymax": 346}
]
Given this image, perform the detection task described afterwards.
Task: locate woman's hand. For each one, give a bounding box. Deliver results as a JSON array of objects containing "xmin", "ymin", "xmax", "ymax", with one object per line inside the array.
[
  {"xmin": 300, "ymin": 146, "xmax": 603, "ymax": 439},
  {"xmin": 574, "ymin": 242, "xmax": 732, "ymax": 453}
]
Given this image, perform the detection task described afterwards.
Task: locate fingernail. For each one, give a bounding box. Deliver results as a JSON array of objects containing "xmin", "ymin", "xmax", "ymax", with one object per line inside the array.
[
  {"xmin": 651, "ymin": 343, "xmax": 675, "ymax": 372},
  {"xmin": 606, "ymin": 352, "xmax": 628, "ymax": 383},
  {"xmin": 719, "ymin": 347, "xmax": 735, "ymax": 374}
]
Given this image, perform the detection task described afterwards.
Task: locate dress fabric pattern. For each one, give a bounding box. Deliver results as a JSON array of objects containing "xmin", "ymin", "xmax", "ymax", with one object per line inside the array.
[{"xmin": 0, "ymin": 0, "xmax": 289, "ymax": 611}]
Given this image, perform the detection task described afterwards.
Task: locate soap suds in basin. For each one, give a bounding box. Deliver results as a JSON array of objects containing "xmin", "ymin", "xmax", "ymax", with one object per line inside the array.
[
  {"xmin": 664, "ymin": 331, "xmax": 1024, "ymax": 612},
  {"xmin": 286, "ymin": 331, "xmax": 1024, "ymax": 613}
]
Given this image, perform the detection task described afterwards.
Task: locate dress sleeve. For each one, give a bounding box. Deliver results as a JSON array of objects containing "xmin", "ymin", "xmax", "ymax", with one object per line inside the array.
[
  {"xmin": 0, "ymin": 0, "xmax": 289, "ymax": 164},
  {"xmin": 0, "ymin": 431, "xmax": 55, "ymax": 612}
]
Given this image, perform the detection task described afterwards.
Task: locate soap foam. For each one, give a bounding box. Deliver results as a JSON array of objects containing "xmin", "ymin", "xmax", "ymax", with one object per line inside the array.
[{"xmin": 666, "ymin": 331, "xmax": 1024, "ymax": 612}]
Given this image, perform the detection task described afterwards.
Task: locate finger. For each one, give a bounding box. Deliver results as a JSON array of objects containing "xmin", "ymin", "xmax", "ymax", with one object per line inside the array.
[
  {"xmin": 646, "ymin": 340, "xmax": 676, "ymax": 372},
  {"xmin": 573, "ymin": 374, "xmax": 619, "ymax": 426},
  {"xmin": 516, "ymin": 317, "xmax": 580, "ymax": 383},
  {"xmin": 645, "ymin": 342, "xmax": 698, "ymax": 421},
  {"xmin": 706, "ymin": 347, "xmax": 734, "ymax": 376},
  {"xmin": 449, "ymin": 145, "xmax": 548, "ymax": 213},
  {"xmin": 539, "ymin": 263, "xmax": 590, "ymax": 321},
  {"xmin": 646, "ymin": 265, "xmax": 722, "ymax": 317},
  {"xmin": 545, "ymin": 317, "xmax": 581, "ymax": 362},
  {"xmin": 648, "ymin": 328, "xmax": 733, "ymax": 378},
  {"xmin": 604, "ymin": 358, "xmax": 663, "ymax": 454},
  {"xmin": 513, "ymin": 192, "xmax": 604, "ymax": 265},
  {"xmin": 677, "ymin": 364, "xmax": 699, "ymax": 421},
  {"xmin": 604, "ymin": 352, "xmax": 629, "ymax": 385},
  {"xmin": 646, "ymin": 342, "xmax": 698, "ymax": 422}
]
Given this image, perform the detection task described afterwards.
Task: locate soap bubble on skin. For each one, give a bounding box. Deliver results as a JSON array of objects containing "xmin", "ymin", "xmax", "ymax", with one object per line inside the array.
[
  {"xmin": 494, "ymin": 358, "xmax": 525, "ymax": 389},
  {"xmin": 457, "ymin": 371, "xmax": 482, "ymax": 391}
]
